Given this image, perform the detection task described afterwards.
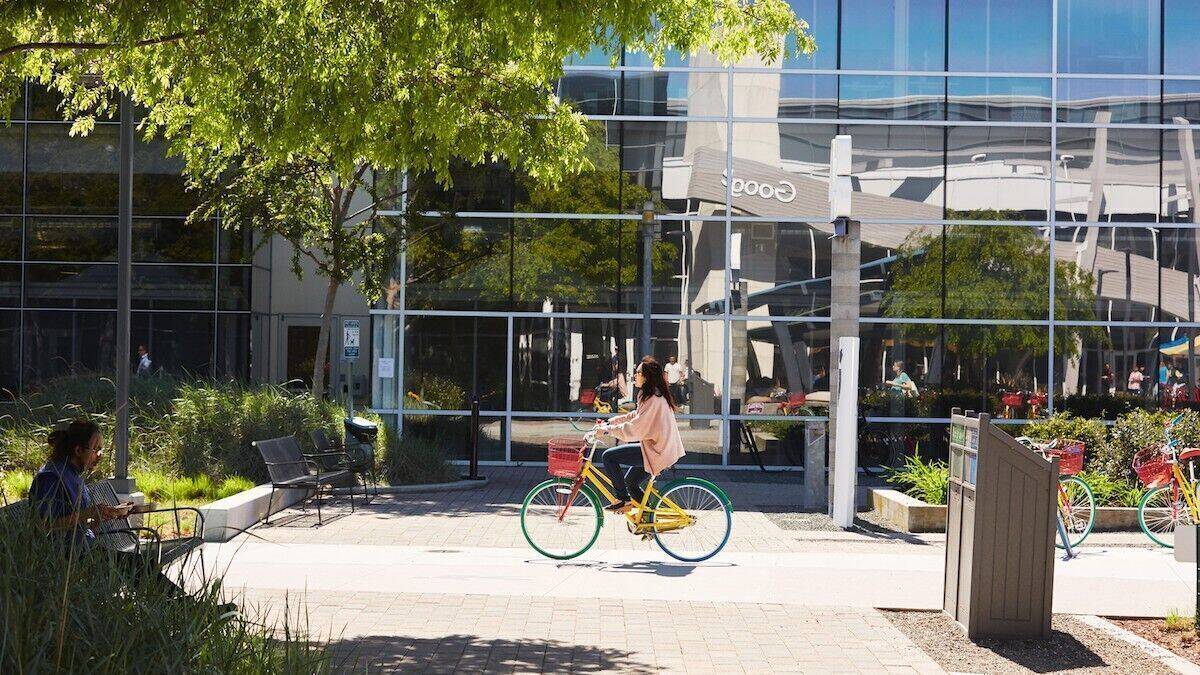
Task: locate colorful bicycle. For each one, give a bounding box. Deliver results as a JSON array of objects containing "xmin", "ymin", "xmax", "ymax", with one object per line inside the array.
[
  {"xmin": 1016, "ymin": 436, "xmax": 1096, "ymax": 548},
  {"xmin": 519, "ymin": 430, "xmax": 733, "ymax": 562},
  {"xmin": 1134, "ymin": 414, "xmax": 1199, "ymax": 548}
]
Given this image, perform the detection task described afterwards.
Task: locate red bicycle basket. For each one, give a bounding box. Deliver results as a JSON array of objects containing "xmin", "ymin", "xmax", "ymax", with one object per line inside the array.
[
  {"xmin": 547, "ymin": 438, "xmax": 584, "ymax": 477},
  {"xmin": 1002, "ymin": 392, "xmax": 1024, "ymax": 406},
  {"xmin": 579, "ymin": 389, "xmax": 596, "ymax": 406},
  {"xmin": 1044, "ymin": 439, "xmax": 1085, "ymax": 475},
  {"xmin": 1133, "ymin": 445, "xmax": 1173, "ymax": 488}
]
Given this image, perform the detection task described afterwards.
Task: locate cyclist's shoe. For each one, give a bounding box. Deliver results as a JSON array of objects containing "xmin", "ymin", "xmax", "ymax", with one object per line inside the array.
[{"xmin": 604, "ymin": 500, "xmax": 633, "ymax": 514}]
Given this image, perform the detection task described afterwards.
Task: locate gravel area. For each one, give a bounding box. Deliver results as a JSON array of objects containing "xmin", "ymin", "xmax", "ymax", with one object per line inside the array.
[
  {"xmin": 1111, "ymin": 619, "xmax": 1200, "ymax": 666},
  {"xmin": 884, "ymin": 610, "xmax": 1177, "ymax": 674}
]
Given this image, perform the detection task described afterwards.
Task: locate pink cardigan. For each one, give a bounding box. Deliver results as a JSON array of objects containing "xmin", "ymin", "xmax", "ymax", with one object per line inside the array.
[{"xmin": 607, "ymin": 394, "xmax": 686, "ymax": 475}]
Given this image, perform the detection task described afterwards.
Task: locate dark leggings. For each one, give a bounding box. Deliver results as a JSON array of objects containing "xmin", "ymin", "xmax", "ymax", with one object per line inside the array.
[
  {"xmin": 601, "ymin": 444, "xmax": 649, "ymax": 503},
  {"xmin": 111, "ymin": 550, "xmax": 186, "ymax": 598}
]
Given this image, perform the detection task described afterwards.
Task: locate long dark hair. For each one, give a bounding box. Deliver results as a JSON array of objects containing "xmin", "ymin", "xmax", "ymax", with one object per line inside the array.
[
  {"xmin": 635, "ymin": 356, "xmax": 676, "ymax": 409},
  {"xmin": 48, "ymin": 420, "xmax": 100, "ymax": 463}
]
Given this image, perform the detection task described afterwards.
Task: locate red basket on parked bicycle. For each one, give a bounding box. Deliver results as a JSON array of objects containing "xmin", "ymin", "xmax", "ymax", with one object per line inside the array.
[
  {"xmin": 1133, "ymin": 445, "xmax": 1173, "ymax": 488},
  {"xmin": 1044, "ymin": 439, "xmax": 1085, "ymax": 475},
  {"xmin": 547, "ymin": 438, "xmax": 585, "ymax": 477},
  {"xmin": 1001, "ymin": 391, "xmax": 1024, "ymax": 407}
]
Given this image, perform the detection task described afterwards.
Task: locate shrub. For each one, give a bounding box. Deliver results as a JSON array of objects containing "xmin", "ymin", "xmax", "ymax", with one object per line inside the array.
[
  {"xmin": 1164, "ymin": 610, "xmax": 1195, "ymax": 632},
  {"xmin": 1074, "ymin": 469, "xmax": 1144, "ymax": 507},
  {"xmin": 0, "ymin": 513, "xmax": 332, "ymax": 672},
  {"xmin": 1019, "ymin": 412, "xmax": 1109, "ymax": 468},
  {"xmin": 406, "ymin": 372, "xmax": 466, "ymax": 409},
  {"xmin": 0, "ymin": 470, "xmax": 32, "ymax": 502},
  {"xmin": 1099, "ymin": 409, "xmax": 1200, "ymax": 481},
  {"xmin": 885, "ymin": 448, "xmax": 949, "ymax": 505},
  {"xmin": 380, "ymin": 423, "xmax": 459, "ymax": 486}
]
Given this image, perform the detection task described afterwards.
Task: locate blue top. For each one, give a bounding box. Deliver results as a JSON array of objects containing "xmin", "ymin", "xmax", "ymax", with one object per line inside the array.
[
  {"xmin": 29, "ymin": 460, "xmax": 94, "ymax": 550},
  {"xmin": 1160, "ymin": 365, "xmax": 1170, "ymax": 384}
]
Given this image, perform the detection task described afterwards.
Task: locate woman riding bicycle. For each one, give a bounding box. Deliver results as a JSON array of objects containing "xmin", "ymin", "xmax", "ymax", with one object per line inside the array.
[{"xmin": 594, "ymin": 356, "xmax": 685, "ymax": 514}]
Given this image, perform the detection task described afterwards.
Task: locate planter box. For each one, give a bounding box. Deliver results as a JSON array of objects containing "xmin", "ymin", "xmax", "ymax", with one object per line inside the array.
[
  {"xmin": 870, "ymin": 488, "xmax": 947, "ymax": 533},
  {"xmin": 1093, "ymin": 507, "xmax": 1140, "ymax": 531}
]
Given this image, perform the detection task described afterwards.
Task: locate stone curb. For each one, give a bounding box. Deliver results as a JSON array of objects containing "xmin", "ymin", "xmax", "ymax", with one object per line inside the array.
[
  {"xmin": 329, "ymin": 477, "xmax": 489, "ymax": 495},
  {"xmin": 1075, "ymin": 614, "xmax": 1200, "ymax": 675}
]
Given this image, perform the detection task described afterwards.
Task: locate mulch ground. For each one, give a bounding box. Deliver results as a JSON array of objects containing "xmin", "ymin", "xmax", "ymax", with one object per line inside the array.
[
  {"xmin": 884, "ymin": 610, "xmax": 1176, "ymax": 674},
  {"xmin": 1111, "ymin": 618, "xmax": 1200, "ymax": 666}
]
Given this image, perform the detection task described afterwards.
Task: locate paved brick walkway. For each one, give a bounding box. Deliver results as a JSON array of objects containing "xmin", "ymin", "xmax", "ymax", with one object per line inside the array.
[{"xmin": 240, "ymin": 588, "xmax": 943, "ymax": 674}]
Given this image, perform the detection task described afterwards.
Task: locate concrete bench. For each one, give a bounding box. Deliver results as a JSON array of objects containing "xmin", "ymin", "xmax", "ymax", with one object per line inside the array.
[{"xmin": 196, "ymin": 483, "xmax": 312, "ymax": 543}]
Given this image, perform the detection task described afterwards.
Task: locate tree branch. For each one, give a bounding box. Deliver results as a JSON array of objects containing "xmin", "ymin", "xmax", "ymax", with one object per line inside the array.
[{"xmin": 0, "ymin": 29, "xmax": 205, "ymax": 59}]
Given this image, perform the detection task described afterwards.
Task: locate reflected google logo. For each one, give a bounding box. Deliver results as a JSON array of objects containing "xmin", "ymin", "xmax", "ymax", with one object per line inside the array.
[{"xmin": 721, "ymin": 170, "xmax": 796, "ymax": 203}]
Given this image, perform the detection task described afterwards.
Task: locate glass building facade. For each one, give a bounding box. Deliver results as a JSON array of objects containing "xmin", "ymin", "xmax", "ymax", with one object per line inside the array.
[
  {"xmin": 1, "ymin": 83, "xmax": 253, "ymax": 392},
  {"xmin": 372, "ymin": 0, "xmax": 1200, "ymax": 468}
]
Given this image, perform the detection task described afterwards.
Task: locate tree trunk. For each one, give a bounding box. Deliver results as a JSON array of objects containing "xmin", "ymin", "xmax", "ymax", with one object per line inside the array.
[{"xmin": 312, "ymin": 277, "xmax": 340, "ymax": 398}]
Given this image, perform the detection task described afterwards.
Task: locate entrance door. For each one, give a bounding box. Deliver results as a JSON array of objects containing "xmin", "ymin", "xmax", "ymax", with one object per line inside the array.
[{"xmin": 283, "ymin": 319, "xmax": 331, "ymax": 396}]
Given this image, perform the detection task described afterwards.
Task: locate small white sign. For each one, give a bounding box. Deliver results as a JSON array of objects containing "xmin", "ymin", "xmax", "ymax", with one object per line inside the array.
[
  {"xmin": 343, "ymin": 319, "xmax": 360, "ymax": 360},
  {"xmin": 377, "ymin": 357, "xmax": 395, "ymax": 379}
]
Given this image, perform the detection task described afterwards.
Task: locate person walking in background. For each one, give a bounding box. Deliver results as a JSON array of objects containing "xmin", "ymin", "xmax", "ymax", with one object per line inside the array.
[
  {"xmin": 1128, "ymin": 364, "xmax": 1145, "ymax": 395},
  {"xmin": 1100, "ymin": 363, "xmax": 1114, "ymax": 396},
  {"xmin": 136, "ymin": 345, "xmax": 152, "ymax": 377},
  {"xmin": 664, "ymin": 356, "xmax": 684, "ymax": 402}
]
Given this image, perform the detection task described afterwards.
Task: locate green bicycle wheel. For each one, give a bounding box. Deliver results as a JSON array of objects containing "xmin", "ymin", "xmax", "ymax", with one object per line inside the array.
[
  {"xmin": 520, "ymin": 478, "xmax": 603, "ymax": 560},
  {"xmin": 1139, "ymin": 485, "xmax": 1195, "ymax": 548},
  {"xmin": 1056, "ymin": 476, "xmax": 1095, "ymax": 549},
  {"xmin": 648, "ymin": 477, "xmax": 733, "ymax": 562}
]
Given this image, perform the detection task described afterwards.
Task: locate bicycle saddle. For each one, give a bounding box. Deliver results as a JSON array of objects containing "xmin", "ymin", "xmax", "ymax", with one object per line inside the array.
[{"xmin": 1179, "ymin": 447, "xmax": 1200, "ymax": 461}]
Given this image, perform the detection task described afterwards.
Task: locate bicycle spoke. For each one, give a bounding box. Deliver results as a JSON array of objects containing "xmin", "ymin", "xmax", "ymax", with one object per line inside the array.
[
  {"xmin": 521, "ymin": 481, "xmax": 601, "ymax": 559},
  {"xmin": 652, "ymin": 482, "xmax": 731, "ymax": 562}
]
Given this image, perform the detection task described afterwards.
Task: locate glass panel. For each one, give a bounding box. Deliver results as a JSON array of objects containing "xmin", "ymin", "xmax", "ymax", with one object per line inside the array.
[
  {"xmin": 949, "ymin": 0, "xmax": 1052, "ymax": 72},
  {"xmin": 1165, "ymin": 0, "xmax": 1200, "ymax": 75},
  {"xmin": 555, "ymin": 70, "xmax": 619, "ymax": 116},
  {"xmin": 403, "ymin": 316, "xmax": 506, "ymax": 410},
  {"xmin": 623, "ymin": 45, "xmax": 692, "ymax": 69},
  {"xmin": 1164, "ymin": 81, "xmax": 1200, "ymax": 125},
  {"xmin": 943, "ymin": 225, "xmax": 1052, "ymax": 320},
  {"xmin": 729, "ymin": 419, "xmax": 822, "ymax": 467},
  {"xmin": 404, "ymin": 217, "xmax": 510, "ymax": 311},
  {"xmin": 132, "ymin": 265, "xmax": 215, "ymax": 310},
  {"xmin": 408, "ymin": 162, "xmax": 514, "ymax": 213},
  {"xmin": 22, "ymin": 310, "xmax": 116, "ymax": 382},
  {"xmin": 371, "ymin": 315, "xmax": 400, "ymax": 409},
  {"xmin": 838, "ymin": 76, "xmax": 944, "ymax": 121},
  {"xmin": 510, "ymin": 218, "xmax": 630, "ymax": 312},
  {"xmin": 565, "ymin": 46, "xmax": 616, "ymax": 67},
  {"xmin": 861, "ymin": 222, "xmax": 943, "ymax": 318},
  {"xmin": 941, "ymin": 324, "xmax": 1050, "ymax": 418},
  {"xmin": 0, "ymin": 310, "xmax": 18, "ymax": 392},
  {"xmin": 1058, "ymin": 0, "xmax": 1160, "ymax": 74},
  {"xmin": 840, "ymin": 0, "xmax": 946, "ymax": 71},
  {"xmin": 0, "ymin": 216, "xmax": 21, "ymax": 260},
  {"xmin": 1163, "ymin": 126, "xmax": 1200, "ymax": 222},
  {"xmin": 511, "ymin": 317, "xmax": 725, "ymax": 416},
  {"xmin": 0, "ymin": 124, "xmax": 21, "ymax": 213},
  {"xmin": 946, "ymin": 126, "xmax": 1052, "ymax": 221},
  {"xmin": 948, "ymin": 77, "xmax": 1052, "ymax": 122},
  {"xmin": 132, "ymin": 217, "xmax": 214, "ymax": 263},
  {"xmin": 401, "ymin": 414, "xmax": 505, "ymax": 462},
  {"xmin": 656, "ymin": 220, "xmax": 726, "ymax": 315},
  {"xmin": 26, "ymin": 124, "xmax": 119, "ymax": 215},
  {"xmin": 734, "ymin": 74, "xmax": 837, "ymax": 119},
  {"xmin": 218, "ymin": 267, "xmax": 250, "ymax": 311},
  {"xmin": 25, "ymin": 216, "xmax": 117, "ymax": 262},
  {"xmin": 859, "ymin": 322, "xmax": 940, "ymax": 418},
  {"xmin": 24, "ymin": 264, "xmax": 116, "ymax": 308},
  {"xmin": 132, "ymin": 312, "xmax": 214, "ymax": 377},
  {"xmin": 621, "ymin": 70, "xmax": 727, "ymax": 117},
  {"xmin": 1057, "ymin": 78, "xmax": 1160, "ymax": 124},
  {"xmin": 26, "ymin": 84, "xmax": 118, "ymax": 121},
  {"xmin": 509, "ymin": 417, "xmax": 592, "ymax": 462},
  {"xmin": 0, "ymin": 264, "xmax": 19, "ymax": 307},
  {"xmin": 730, "ymin": 221, "xmax": 830, "ymax": 318},
  {"xmin": 133, "ymin": 136, "xmax": 196, "ymax": 215},
  {"xmin": 514, "ymin": 122, "xmax": 621, "ymax": 215},
  {"xmin": 730, "ymin": 319, "xmax": 829, "ymax": 415},
  {"xmin": 1054, "ymin": 324, "xmax": 1190, "ymax": 417},
  {"xmin": 776, "ymin": 0, "xmax": 838, "ymax": 70},
  {"xmin": 726, "ymin": 123, "xmax": 835, "ymax": 221},
  {"xmin": 850, "ymin": 125, "xmax": 945, "ymax": 221},
  {"xmin": 219, "ymin": 224, "xmax": 251, "ymax": 264},
  {"xmin": 860, "ymin": 422, "xmax": 945, "ymax": 469},
  {"xmin": 7, "ymin": 84, "xmax": 24, "ymax": 121},
  {"xmin": 1055, "ymin": 128, "xmax": 1160, "ymax": 223},
  {"xmin": 216, "ymin": 313, "xmax": 250, "ymax": 380},
  {"xmin": 621, "ymin": 120, "xmax": 728, "ymax": 216}
]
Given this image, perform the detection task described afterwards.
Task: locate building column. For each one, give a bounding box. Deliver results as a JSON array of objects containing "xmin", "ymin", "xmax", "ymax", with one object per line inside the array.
[{"xmin": 824, "ymin": 220, "xmax": 860, "ymax": 511}]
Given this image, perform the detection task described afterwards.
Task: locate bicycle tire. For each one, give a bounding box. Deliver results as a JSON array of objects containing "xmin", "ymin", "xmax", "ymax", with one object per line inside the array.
[
  {"xmin": 520, "ymin": 478, "xmax": 603, "ymax": 560},
  {"xmin": 1056, "ymin": 476, "xmax": 1095, "ymax": 549},
  {"xmin": 648, "ymin": 477, "xmax": 733, "ymax": 562},
  {"xmin": 1139, "ymin": 485, "xmax": 1194, "ymax": 549}
]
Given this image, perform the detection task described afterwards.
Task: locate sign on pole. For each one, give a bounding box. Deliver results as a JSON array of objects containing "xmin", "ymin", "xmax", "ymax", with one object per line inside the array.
[{"xmin": 343, "ymin": 319, "xmax": 360, "ymax": 360}]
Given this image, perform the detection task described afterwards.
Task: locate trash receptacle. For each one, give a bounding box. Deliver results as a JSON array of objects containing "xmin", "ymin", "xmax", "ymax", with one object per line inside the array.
[
  {"xmin": 343, "ymin": 416, "xmax": 378, "ymax": 473},
  {"xmin": 945, "ymin": 409, "xmax": 1059, "ymax": 639}
]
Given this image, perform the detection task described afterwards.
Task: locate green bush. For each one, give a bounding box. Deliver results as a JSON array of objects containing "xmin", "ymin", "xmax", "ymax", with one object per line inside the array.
[
  {"xmin": 1074, "ymin": 469, "xmax": 1134, "ymax": 507},
  {"xmin": 380, "ymin": 423, "xmax": 460, "ymax": 486},
  {"xmin": 1099, "ymin": 409, "xmax": 1200, "ymax": 481},
  {"xmin": 406, "ymin": 372, "xmax": 466, "ymax": 409},
  {"xmin": 885, "ymin": 448, "xmax": 949, "ymax": 505},
  {"xmin": 0, "ymin": 470, "xmax": 32, "ymax": 502},
  {"xmin": 1019, "ymin": 412, "xmax": 1109, "ymax": 468},
  {"xmin": 0, "ymin": 513, "xmax": 332, "ymax": 672}
]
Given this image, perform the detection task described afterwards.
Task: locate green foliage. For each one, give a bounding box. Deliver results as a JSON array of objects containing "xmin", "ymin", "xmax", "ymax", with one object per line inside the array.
[
  {"xmin": 0, "ymin": 470, "xmax": 32, "ymax": 502},
  {"xmin": 132, "ymin": 473, "xmax": 256, "ymax": 503},
  {"xmin": 1165, "ymin": 610, "xmax": 1195, "ymax": 632},
  {"xmin": 1101, "ymin": 409, "xmax": 1200, "ymax": 481},
  {"xmin": 1020, "ymin": 413, "xmax": 1109, "ymax": 466},
  {"xmin": 1055, "ymin": 392, "xmax": 1157, "ymax": 420},
  {"xmin": 1074, "ymin": 469, "xmax": 1144, "ymax": 507},
  {"xmin": 0, "ymin": 513, "xmax": 331, "ymax": 673},
  {"xmin": 405, "ymin": 372, "xmax": 467, "ymax": 410},
  {"xmin": 885, "ymin": 449, "xmax": 949, "ymax": 505},
  {"xmin": 380, "ymin": 423, "xmax": 460, "ymax": 486}
]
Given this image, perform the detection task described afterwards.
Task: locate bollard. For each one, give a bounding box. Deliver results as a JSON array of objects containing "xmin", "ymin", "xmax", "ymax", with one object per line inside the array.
[{"xmin": 464, "ymin": 395, "xmax": 483, "ymax": 480}]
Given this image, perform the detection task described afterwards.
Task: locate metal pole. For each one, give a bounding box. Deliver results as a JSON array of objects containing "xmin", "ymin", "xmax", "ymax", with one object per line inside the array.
[
  {"xmin": 465, "ymin": 394, "xmax": 482, "ymax": 480},
  {"xmin": 640, "ymin": 201, "xmax": 655, "ymax": 361},
  {"xmin": 113, "ymin": 95, "xmax": 134, "ymax": 494}
]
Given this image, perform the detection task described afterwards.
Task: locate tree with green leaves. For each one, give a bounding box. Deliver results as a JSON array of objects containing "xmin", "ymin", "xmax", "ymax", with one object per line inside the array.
[{"xmin": 3, "ymin": 1, "xmax": 812, "ymax": 396}]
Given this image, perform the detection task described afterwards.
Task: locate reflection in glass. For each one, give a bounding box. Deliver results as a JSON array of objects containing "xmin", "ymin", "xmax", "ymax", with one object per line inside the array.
[
  {"xmin": 132, "ymin": 312, "xmax": 214, "ymax": 376},
  {"xmin": 219, "ymin": 224, "xmax": 251, "ymax": 264},
  {"xmin": 404, "ymin": 316, "xmax": 506, "ymax": 410},
  {"xmin": 510, "ymin": 417, "xmax": 721, "ymax": 465},
  {"xmin": 404, "ymin": 217, "xmax": 510, "ymax": 311},
  {"xmin": 840, "ymin": 0, "xmax": 945, "ymax": 71},
  {"xmin": 1055, "ymin": 128, "xmax": 1160, "ymax": 223},
  {"xmin": 655, "ymin": 220, "xmax": 725, "ymax": 315},
  {"xmin": 776, "ymin": 0, "xmax": 838, "ymax": 70},
  {"xmin": 946, "ymin": 126, "xmax": 1051, "ymax": 221},
  {"xmin": 850, "ymin": 126, "xmax": 945, "ymax": 221},
  {"xmin": 402, "ymin": 414, "xmax": 505, "ymax": 462},
  {"xmin": 860, "ymin": 223, "xmax": 941, "ymax": 318},
  {"xmin": 1163, "ymin": 126, "xmax": 1200, "ymax": 222},
  {"xmin": 1164, "ymin": 81, "xmax": 1200, "ymax": 125},
  {"xmin": 0, "ymin": 264, "xmax": 19, "ymax": 306},
  {"xmin": 621, "ymin": 120, "xmax": 727, "ymax": 216},
  {"xmin": 510, "ymin": 218, "xmax": 629, "ymax": 312},
  {"xmin": 949, "ymin": 0, "xmax": 1051, "ymax": 72},
  {"xmin": 22, "ymin": 310, "xmax": 116, "ymax": 381},
  {"xmin": 859, "ymin": 322, "xmax": 940, "ymax": 418},
  {"xmin": 1055, "ymin": 324, "xmax": 1188, "ymax": 417},
  {"xmin": 948, "ymin": 78, "xmax": 1051, "ymax": 123},
  {"xmin": 727, "ymin": 123, "xmax": 835, "ymax": 221},
  {"xmin": 133, "ymin": 136, "xmax": 196, "ymax": 215},
  {"xmin": 26, "ymin": 124, "xmax": 119, "ymax": 215},
  {"xmin": 730, "ymin": 320, "xmax": 828, "ymax": 415},
  {"xmin": 133, "ymin": 218, "xmax": 214, "ymax": 263},
  {"xmin": 514, "ymin": 122, "xmax": 621, "ymax": 215},
  {"xmin": 733, "ymin": 74, "xmax": 837, "ymax": 119},
  {"xmin": 0, "ymin": 217, "xmax": 21, "ymax": 260},
  {"xmin": 132, "ymin": 265, "xmax": 215, "ymax": 310},
  {"xmin": 409, "ymin": 162, "xmax": 514, "ymax": 213},
  {"xmin": 0, "ymin": 310, "xmax": 17, "ymax": 392},
  {"xmin": 26, "ymin": 217, "xmax": 117, "ymax": 262},
  {"xmin": 860, "ymin": 422, "xmax": 946, "ymax": 469},
  {"xmin": 1056, "ymin": 79, "xmax": 1160, "ymax": 124},
  {"xmin": 839, "ymin": 76, "xmax": 944, "ymax": 121},
  {"xmin": 24, "ymin": 264, "xmax": 116, "ymax": 308},
  {"xmin": 729, "ymin": 221, "xmax": 829, "ymax": 317},
  {"xmin": 555, "ymin": 71, "xmax": 619, "ymax": 116},
  {"xmin": 1058, "ymin": 0, "xmax": 1160, "ymax": 74},
  {"xmin": 216, "ymin": 313, "xmax": 250, "ymax": 380},
  {"xmin": 622, "ymin": 71, "xmax": 727, "ymax": 117},
  {"xmin": 729, "ymin": 419, "xmax": 823, "ymax": 467},
  {"xmin": 941, "ymin": 324, "xmax": 1051, "ymax": 419},
  {"xmin": 218, "ymin": 267, "xmax": 250, "ymax": 311},
  {"xmin": 0, "ymin": 125, "xmax": 21, "ymax": 213},
  {"xmin": 1165, "ymin": 0, "xmax": 1200, "ymax": 75}
]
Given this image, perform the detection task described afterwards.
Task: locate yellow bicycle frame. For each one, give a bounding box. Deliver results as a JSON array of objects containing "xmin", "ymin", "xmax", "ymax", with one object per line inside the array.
[
  {"xmin": 1168, "ymin": 461, "xmax": 1200, "ymax": 520},
  {"xmin": 562, "ymin": 447, "xmax": 694, "ymax": 534}
]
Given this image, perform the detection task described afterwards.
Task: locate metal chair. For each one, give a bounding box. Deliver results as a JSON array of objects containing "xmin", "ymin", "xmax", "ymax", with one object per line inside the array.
[
  {"xmin": 254, "ymin": 436, "xmax": 354, "ymax": 525},
  {"xmin": 310, "ymin": 428, "xmax": 377, "ymax": 502},
  {"xmin": 86, "ymin": 482, "xmax": 206, "ymax": 576}
]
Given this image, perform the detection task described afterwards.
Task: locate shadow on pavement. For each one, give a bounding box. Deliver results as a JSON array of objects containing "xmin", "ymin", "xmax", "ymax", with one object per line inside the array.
[
  {"xmin": 326, "ymin": 634, "xmax": 655, "ymax": 673},
  {"xmin": 602, "ymin": 560, "xmax": 726, "ymax": 577}
]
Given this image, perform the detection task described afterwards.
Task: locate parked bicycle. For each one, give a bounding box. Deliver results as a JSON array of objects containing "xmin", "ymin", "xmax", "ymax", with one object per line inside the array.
[
  {"xmin": 519, "ymin": 429, "xmax": 733, "ymax": 562},
  {"xmin": 1134, "ymin": 414, "xmax": 1199, "ymax": 548},
  {"xmin": 1016, "ymin": 436, "xmax": 1095, "ymax": 548}
]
